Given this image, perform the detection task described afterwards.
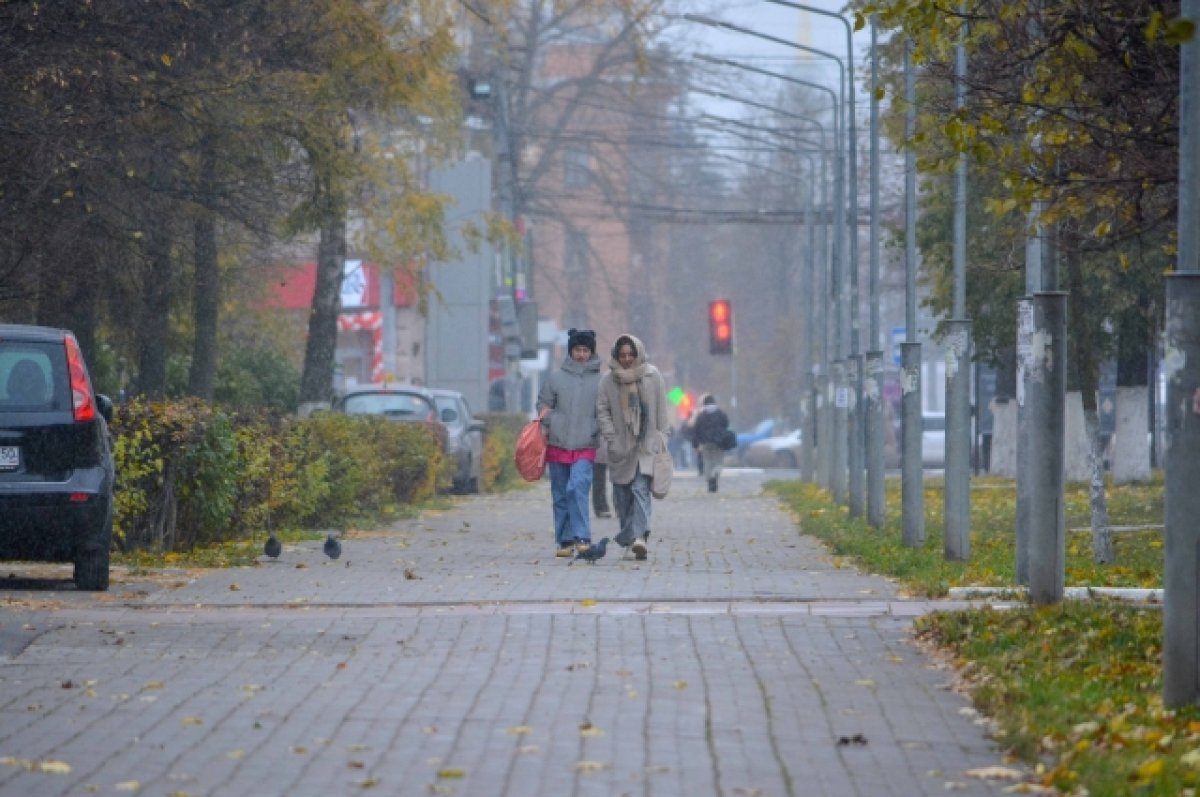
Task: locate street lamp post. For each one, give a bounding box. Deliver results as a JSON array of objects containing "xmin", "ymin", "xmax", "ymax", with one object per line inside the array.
[
  {"xmin": 866, "ymin": 15, "xmax": 885, "ymax": 527},
  {"xmin": 688, "ymin": 11, "xmax": 865, "ymax": 514},
  {"xmin": 689, "ymin": 88, "xmax": 832, "ymax": 483},
  {"xmin": 696, "ymin": 53, "xmax": 849, "ymax": 498},
  {"xmin": 761, "ymin": 0, "xmax": 864, "ymax": 513}
]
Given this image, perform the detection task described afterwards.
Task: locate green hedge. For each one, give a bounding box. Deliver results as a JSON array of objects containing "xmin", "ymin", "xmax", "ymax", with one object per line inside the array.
[
  {"xmin": 108, "ymin": 399, "xmax": 451, "ymax": 553},
  {"xmin": 478, "ymin": 411, "xmax": 528, "ymax": 491}
]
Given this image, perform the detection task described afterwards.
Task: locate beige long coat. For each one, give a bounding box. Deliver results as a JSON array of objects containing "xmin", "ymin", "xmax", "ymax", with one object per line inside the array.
[{"xmin": 596, "ymin": 335, "xmax": 671, "ymax": 486}]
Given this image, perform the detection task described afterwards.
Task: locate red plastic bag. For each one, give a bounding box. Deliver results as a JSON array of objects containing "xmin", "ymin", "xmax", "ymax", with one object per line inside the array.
[{"xmin": 515, "ymin": 409, "xmax": 549, "ymax": 481}]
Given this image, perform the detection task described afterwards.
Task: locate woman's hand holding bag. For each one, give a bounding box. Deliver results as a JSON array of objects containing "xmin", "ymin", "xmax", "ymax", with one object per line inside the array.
[{"xmin": 515, "ymin": 408, "xmax": 550, "ymax": 482}]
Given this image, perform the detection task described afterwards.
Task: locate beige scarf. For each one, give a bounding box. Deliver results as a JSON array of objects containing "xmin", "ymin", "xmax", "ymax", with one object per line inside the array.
[{"xmin": 610, "ymin": 361, "xmax": 648, "ymax": 437}]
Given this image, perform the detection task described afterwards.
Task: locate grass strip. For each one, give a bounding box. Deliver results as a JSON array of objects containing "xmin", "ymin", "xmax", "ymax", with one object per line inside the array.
[{"xmin": 767, "ymin": 475, "xmax": 1200, "ymax": 796}]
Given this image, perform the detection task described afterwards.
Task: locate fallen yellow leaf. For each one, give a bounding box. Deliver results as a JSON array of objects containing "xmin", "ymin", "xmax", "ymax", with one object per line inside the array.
[
  {"xmin": 579, "ymin": 599, "xmax": 597, "ymax": 607},
  {"xmin": 576, "ymin": 761, "xmax": 608, "ymax": 773},
  {"xmin": 1135, "ymin": 757, "xmax": 1164, "ymax": 780},
  {"xmin": 964, "ymin": 766, "xmax": 1025, "ymax": 781},
  {"xmin": 181, "ymin": 716, "xmax": 203, "ymax": 726},
  {"xmin": 436, "ymin": 769, "xmax": 465, "ymax": 779}
]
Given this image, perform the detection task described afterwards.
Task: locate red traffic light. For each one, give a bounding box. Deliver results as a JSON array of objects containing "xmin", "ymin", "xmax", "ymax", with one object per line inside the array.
[{"xmin": 708, "ymin": 299, "xmax": 733, "ymax": 355}]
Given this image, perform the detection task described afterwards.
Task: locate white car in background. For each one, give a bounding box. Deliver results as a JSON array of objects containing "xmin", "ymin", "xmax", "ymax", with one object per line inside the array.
[
  {"xmin": 743, "ymin": 429, "xmax": 803, "ymax": 469},
  {"xmin": 922, "ymin": 412, "xmax": 946, "ymax": 468}
]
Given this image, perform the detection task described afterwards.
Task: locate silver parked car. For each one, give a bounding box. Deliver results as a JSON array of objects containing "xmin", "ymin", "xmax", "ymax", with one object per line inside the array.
[
  {"xmin": 922, "ymin": 412, "xmax": 946, "ymax": 468},
  {"xmin": 427, "ymin": 388, "xmax": 486, "ymax": 494},
  {"xmin": 743, "ymin": 429, "xmax": 803, "ymax": 469}
]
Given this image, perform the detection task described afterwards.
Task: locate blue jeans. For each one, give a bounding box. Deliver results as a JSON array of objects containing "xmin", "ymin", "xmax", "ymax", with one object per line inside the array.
[
  {"xmin": 613, "ymin": 468, "xmax": 652, "ymax": 548},
  {"xmin": 548, "ymin": 459, "xmax": 593, "ymax": 547}
]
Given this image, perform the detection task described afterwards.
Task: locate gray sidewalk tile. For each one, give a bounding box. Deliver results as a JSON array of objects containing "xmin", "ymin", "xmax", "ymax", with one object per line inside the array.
[{"xmin": 0, "ymin": 469, "xmax": 1027, "ymax": 796}]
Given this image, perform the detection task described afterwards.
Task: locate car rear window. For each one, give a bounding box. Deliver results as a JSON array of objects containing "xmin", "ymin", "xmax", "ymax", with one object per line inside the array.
[
  {"xmin": 341, "ymin": 392, "xmax": 433, "ymax": 419},
  {"xmin": 0, "ymin": 342, "xmax": 69, "ymax": 412}
]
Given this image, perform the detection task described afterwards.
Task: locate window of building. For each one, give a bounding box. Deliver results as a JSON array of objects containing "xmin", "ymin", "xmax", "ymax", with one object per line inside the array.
[{"xmin": 563, "ymin": 144, "xmax": 591, "ymax": 188}]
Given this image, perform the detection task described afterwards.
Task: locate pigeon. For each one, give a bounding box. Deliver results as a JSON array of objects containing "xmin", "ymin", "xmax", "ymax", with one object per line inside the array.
[
  {"xmin": 323, "ymin": 534, "xmax": 342, "ymax": 560},
  {"xmin": 569, "ymin": 537, "xmax": 609, "ymax": 566},
  {"xmin": 264, "ymin": 533, "xmax": 282, "ymax": 559}
]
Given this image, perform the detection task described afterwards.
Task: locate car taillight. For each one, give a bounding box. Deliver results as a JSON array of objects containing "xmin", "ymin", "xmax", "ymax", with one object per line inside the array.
[{"xmin": 64, "ymin": 335, "xmax": 97, "ymax": 422}]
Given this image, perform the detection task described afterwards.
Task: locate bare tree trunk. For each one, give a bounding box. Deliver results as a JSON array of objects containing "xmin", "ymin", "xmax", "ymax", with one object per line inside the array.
[
  {"xmin": 1066, "ymin": 242, "xmax": 1113, "ymax": 562},
  {"xmin": 136, "ymin": 221, "xmax": 175, "ymax": 399},
  {"xmin": 188, "ymin": 137, "xmax": 219, "ymax": 400},
  {"xmin": 298, "ymin": 184, "xmax": 346, "ymax": 407}
]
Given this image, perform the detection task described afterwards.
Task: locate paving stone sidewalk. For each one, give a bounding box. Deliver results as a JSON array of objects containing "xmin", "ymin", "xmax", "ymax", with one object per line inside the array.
[{"xmin": 0, "ymin": 469, "xmax": 1029, "ymax": 796}]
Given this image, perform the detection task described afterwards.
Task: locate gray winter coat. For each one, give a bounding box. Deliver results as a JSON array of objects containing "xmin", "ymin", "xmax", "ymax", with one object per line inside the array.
[{"xmin": 537, "ymin": 354, "xmax": 602, "ymax": 451}]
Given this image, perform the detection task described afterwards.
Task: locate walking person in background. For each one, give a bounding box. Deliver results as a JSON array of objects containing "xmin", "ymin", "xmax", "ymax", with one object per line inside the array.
[
  {"xmin": 692, "ymin": 394, "xmax": 731, "ymax": 493},
  {"xmin": 597, "ymin": 333, "xmax": 671, "ymax": 560},
  {"xmin": 682, "ymin": 399, "xmax": 705, "ymax": 476},
  {"xmin": 537, "ymin": 328, "xmax": 602, "ymax": 558}
]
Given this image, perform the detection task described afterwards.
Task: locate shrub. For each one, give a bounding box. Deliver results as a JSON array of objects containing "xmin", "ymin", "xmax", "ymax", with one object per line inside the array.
[{"xmin": 110, "ymin": 399, "xmax": 449, "ymax": 553}]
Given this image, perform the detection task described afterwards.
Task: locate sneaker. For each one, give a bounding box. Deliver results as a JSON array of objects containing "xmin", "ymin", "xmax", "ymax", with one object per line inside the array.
[
  {"xmin": 557, "ymin": 545, "xmax": 573, "ymax": 558},
  {"xmin": 575, "ymin": 540, "xmax": 592, "ymax": 554},
  {"xmin": 595, "ymin": 509, "xmax": 612, "ymax": 518},
  {"xmin": 632, "ymin": 537, "xmax": 648, "ymax": 560}
]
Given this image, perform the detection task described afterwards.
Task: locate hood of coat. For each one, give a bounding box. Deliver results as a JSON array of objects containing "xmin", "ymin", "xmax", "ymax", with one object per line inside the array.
[
  {"xmin": 609, "ymin": 333, "xmax": 647, "ymax": 368},
  {"xmin": 560, "ymin": 353, "xmax": 601, "ymax": 375}
]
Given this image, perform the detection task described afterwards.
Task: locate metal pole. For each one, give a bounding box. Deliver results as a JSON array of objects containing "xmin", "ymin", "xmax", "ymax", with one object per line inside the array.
[
  {"xmin": 817, "ymin": 154, "xmax": 833, "ymax": 488},
  {"xmin": 1015, "ymin": 297, "xmax": 1033, "ymax": 583},
  {"xmin": 493, "ymin": 72, "xmax": 522, "ymax": 412},
  {"xmin": 944, "ymin": 320, "xmax": 972, "ymax": 560},
  {"xmin": 818, "ymin": 373, "xmax": 833, "ymax": 489},
  {"xmin": 866, "ymin": 16, "xmax": 885, "ymax": 527},
  {"xmin": 901, "ymin": 343, "xmax": 924, "ymax": 546},
  {"xmin": 901, "ymin": 40, "xmax": 924, "ymax": 547},
  {"xmin": 832, "ymin": 360, "xmax": 848, "ymax": 502},
  {"xmin": 1028, "ymin": 292, "xmax": 1067, "ymax": 605},
  {"xmin": 1017, "ymin": 0, "xmax": 1054, "ymax": 584},
  {"xmin": 1164, "ymin": 0, "xmax": 1200, "ymax": 708},
  {"xmin": 803, "ymin": 165, "xmax": 819, "ymax": 483},
  {"xmin": 944, "ymin": 10, "xmax": 971, "ymax": 560},
  {"xmin": 849, "ymin": 354, "xmax": 864, "ymax": 517},
  {"xmin": 1164, "ymin": 275, "xmax": 1200, "ymax": 704}
]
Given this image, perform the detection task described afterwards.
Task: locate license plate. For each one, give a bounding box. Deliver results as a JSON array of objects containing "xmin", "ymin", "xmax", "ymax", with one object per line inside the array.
[{"xmin": 0, "ymin": 446, "xmax": 18, "ymax": 471}]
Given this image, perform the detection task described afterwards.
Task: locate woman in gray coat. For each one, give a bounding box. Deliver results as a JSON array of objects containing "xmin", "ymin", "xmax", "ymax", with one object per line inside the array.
[
  {"xmin": 596, "ymin": 333, "xmax": 670, "ymax": 560},
  {"xmin": 537, "ymin": 328, "xmax": 602, "ymax": 557}
]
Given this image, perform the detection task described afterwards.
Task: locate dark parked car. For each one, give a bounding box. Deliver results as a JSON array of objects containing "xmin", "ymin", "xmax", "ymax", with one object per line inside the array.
[
  {"xmin": 333, "ymin": 383, "xmax": 440, "ymax": 423},
  {"xmin": 427, "ymin": 388, "xmax": 486, "ymax": 494},
  {"xmin": 0, "ymin": 325, "xmax": 114, "ymax": 590}
]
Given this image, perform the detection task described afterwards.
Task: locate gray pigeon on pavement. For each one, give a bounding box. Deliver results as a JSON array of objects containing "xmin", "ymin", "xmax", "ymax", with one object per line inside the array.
[
  {"xmin": 569, "ymin": 537, "xmax": 609, "ymax": 566},
  {"xmin": 264, "ymin": 533, "xmax": 282, "ymax": 559},
  {"xmin": 323, "ymin": 534, "xmax": 342, "ymax": 560}
]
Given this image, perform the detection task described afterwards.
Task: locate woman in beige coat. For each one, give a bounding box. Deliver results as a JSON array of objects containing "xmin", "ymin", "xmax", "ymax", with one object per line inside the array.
[{"xmin": 596, "ymin": 334, "xmax": 671, "ymax": 559}]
